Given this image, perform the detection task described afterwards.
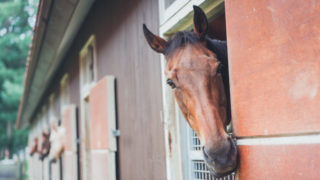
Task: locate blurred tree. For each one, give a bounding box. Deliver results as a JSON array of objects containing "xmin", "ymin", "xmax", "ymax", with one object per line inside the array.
[{"xmin": 0, "ymin": 0, "xmax": 37, "ymax": 158}]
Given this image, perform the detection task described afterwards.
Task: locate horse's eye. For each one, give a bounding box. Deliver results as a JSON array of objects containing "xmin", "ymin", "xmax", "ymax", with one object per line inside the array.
[{"xmin": 167, "ymin": 79, "xmax": 176, "ymax": 89}]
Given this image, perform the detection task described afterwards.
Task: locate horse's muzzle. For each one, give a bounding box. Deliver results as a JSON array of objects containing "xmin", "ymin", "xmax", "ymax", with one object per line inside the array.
[{"xmin": 202, "ymin": 136, "xmax": 238, "ymax": 177}]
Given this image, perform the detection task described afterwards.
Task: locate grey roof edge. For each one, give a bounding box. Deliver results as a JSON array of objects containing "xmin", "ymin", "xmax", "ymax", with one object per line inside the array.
[{"xmin": 16, "ymin": 0, "xmax": 96, "ymax": 129}]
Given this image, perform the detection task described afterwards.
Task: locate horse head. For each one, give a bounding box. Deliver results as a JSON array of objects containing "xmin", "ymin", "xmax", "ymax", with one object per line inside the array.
[
  {"xmin": 39, "ymin": 130, "xmax": 51, "ymax": 160},
  {"xmin": 143, "ymin": 6, "xmax": 238, "ymax": 177},
  {"xmin": 49, "ymin": 122, "xmax": 65, "ymax": 162}
]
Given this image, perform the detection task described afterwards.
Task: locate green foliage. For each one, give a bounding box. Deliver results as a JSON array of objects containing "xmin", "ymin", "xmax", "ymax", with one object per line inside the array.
[{"xmin": 0, "ymin": 0, "xmax": 37, "ymax": 158}]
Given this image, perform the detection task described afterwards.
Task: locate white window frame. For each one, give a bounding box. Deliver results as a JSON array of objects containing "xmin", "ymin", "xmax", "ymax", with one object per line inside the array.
[
  {"xmin": 79, "ymin": 35, "xmax": 97, "ymax": 180},
  {"xmin": 41, "ymin": 105, "xmax": 48, "ymax": 131},
  {"xmin": 80, "ymin": 35, "xmax": 97, "ymax": 99},
  {"xmin": 60, "ymin": 73, "xmax": 69, "ymax": 114},
  {"xmin": 158, "ymin": 1, "xmax": 225, "ymax": 180},
  {"xmin": 159, "ymin": 0, "xmax": 225, "ymax": 35},
  {"xmin": 48, "ymin": 92, "xmax": 60, "ymax": 126},
  {"xmin": 159, "ymin": 0, "xmax": 190, "ymax": 25}
]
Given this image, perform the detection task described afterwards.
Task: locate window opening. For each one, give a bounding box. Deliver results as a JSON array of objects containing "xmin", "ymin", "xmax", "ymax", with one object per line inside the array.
[
  {"xmin": 88, "ymin": 45, "xmax": 95, "ymax": 82},
  {"xmin": 80, "ymin": 36, "xmax": 96, "ymax": 91},
  {"xmin": 79, "ymin": 35, "xmax": 96, "ymax": 180},
  {"xmin": 179, "ymin": 12, "xmax": 235, "ymax": 180}
]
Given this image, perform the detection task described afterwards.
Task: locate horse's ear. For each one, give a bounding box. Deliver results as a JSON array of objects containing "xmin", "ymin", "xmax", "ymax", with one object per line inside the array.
[
  {"xmin": 143, "ymin": 24, "xmax": 167, "ymax": 54},
  {"xmin": 193, "ymin": 6, "xmax": 208, "ymax": 40}
]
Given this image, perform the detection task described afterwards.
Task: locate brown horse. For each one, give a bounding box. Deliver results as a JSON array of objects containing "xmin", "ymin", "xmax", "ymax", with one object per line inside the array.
[
  {"xmin": 39, "ymin": 130, "xmax": 51, "ymax": 160},
  {"xmin": 49, "ymin": 122, "xmax": 65, "ymax": 162},
  {"xmin": 143, "ymin": 6, "xmax": 238, "ymax": 177}
]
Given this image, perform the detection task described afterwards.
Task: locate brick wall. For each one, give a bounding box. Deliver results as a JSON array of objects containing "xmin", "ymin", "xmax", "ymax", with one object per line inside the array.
[{"xmin": 225, "ymin": 0, "xmax": 320, "ymax": 179}]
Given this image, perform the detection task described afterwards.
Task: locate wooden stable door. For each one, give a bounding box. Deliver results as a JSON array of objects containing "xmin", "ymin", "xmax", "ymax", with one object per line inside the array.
[
  {"xmin": 62, "ymin": 105, "xmax": 78, "ymax": 180},
  {"xmin": 88, "ymin": 76, "xmax": 117, "ymax": 180}
]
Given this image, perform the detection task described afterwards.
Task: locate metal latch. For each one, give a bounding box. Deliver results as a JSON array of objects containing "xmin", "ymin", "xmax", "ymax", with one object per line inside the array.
[{"xmin": 112, "ymin": 129, "xmax": 120, "ymax": 137}]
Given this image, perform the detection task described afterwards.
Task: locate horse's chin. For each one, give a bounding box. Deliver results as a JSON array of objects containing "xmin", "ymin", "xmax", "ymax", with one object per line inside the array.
[{"xmin": 202, "ymin": 140, "xmax": 239, "ymax": 178}]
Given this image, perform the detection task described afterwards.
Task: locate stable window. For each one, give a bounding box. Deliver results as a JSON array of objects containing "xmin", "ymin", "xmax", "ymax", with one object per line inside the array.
[
  {"xmin": 159, "ymin": 1, "xmax": 234, "ymax": 180},
  {"xmin": 60, "ymin": 74, "xmax": 69, "ymax": 113},
  {"xmin": 79, "ymin": 36, "xmax": 117, "ymax": 180},
  {"xmin": 80, "ymin": 35, "xmax": 97, "ymax": 97},
  {"xmin": 79, "ymin": 35, "xmax": 97, "ymax": 180}
]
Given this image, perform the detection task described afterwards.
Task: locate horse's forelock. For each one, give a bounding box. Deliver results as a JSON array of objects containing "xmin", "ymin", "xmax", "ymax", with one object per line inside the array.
[{"xmin": 164, "ymin": 31, "xmax": 200, "ymax": 56}]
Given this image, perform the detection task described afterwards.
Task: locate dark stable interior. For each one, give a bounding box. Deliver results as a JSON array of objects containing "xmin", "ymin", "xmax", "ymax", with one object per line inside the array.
[{"xmin": 207, "ymin": 13, "xmax": 226, "ymax": 41}]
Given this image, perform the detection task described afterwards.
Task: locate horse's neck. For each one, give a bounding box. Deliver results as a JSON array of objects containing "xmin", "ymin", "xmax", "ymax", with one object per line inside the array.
[
  {"xmin": 206, "ymin": 38, "xmax": 229, "ymax": 83},
  {"xmin": 206, "ymin": 38, "xmax": 228, "ymax": 65},
  {"xmin": 206, "ymin": 37, "xmax": 232, "ymax": 124}
]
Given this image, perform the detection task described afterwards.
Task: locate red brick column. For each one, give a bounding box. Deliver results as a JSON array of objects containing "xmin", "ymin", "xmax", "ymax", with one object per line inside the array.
[{"xmin": 225, "ymin": 0, "xmax": 320, "ymax": 179}]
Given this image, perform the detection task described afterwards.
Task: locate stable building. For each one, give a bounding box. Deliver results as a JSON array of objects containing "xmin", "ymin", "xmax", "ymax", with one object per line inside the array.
[{"xmin": 17, "ymin": 0, "xmax": 320, "ymax": 180}]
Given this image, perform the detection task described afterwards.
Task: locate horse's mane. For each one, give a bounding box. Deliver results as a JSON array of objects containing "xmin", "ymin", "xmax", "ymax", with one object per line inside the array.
[
  {"xmin": 206, "ymin": 38, "xmax": 228, "ymax": 65},
  {"xmin": 206, "ymin": 38, "xmax": 231, "ymax": 123}
]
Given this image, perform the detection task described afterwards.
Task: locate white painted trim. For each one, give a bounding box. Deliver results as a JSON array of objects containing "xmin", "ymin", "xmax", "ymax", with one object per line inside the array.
[
  {"xmin": 64, "ymin": 150, "xmax": 74, "ymax": 155},
  {"xmin": 79, "ymin": 35, "xmax": 98, "ymax": 90},
  {"xmin": 236, "ymin": 134, "xmax": 320, "ymax": 146},
  {"xmin": 160, "ymin": 0, "xmax": 205, "ymax": 34},
  {"xmin": 63, "ymin": 149, "xmax": 78, "ymax": 180},
  {"xmin": 160, "ymin": 0, "xmax": 190, "ymax": 25},
  {"xmin": 108, "ymin": 151, "xmax": 117, "ymax": 180},
  {"xmin": 80, "ymin": 82, "xmax": 96, "ymax": 100},
  {"xmin": 90, "ymin": 144, "xmax": 117, "ymax": 180},
  {"xmin": 106, "ymin": 76, "xmax": 117, "ymax": 152},
  {"xmin": 178, "ymin": 108, "xmax": 192, "ymax": 180},
  {"xmin": 160, "ymin": 55, "xmax": 184, "ymax": 180},
  {"xmin": 90, "ymin": 149, "xmax": 110, "ymax": 153},
  {"xmin": 79, "ymin": 97, "xmax": 91, "ymax": 180},
  {"xmin": 60, "ymin": 73, "xmax": 69, "ymax": 114},
  {"xmin": 160, "ymin": 0, "xmax": 224, "ymax": 35}
]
